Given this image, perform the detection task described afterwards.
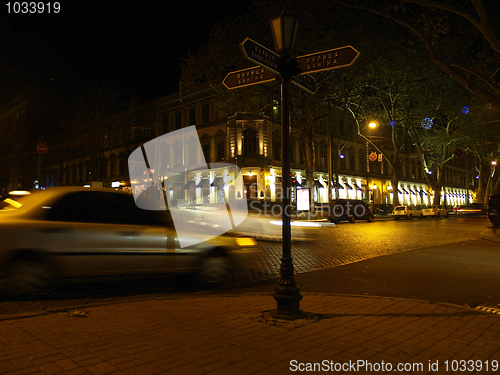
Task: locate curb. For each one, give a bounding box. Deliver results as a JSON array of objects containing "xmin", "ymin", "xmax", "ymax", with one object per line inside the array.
[
  {"xmin": 479, "ymin": 230, "xmax": 500, "ymax": 242},
  {"xmin": 2, "ymin": 292, "xmax": 498, "ymax": 322}
]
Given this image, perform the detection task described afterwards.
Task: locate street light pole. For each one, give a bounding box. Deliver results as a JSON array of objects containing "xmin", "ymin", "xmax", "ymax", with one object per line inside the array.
[
  {"xmin": 229, "ymin": 12, "xmax": 359, "ymax": 319},
  {"xmin": 270, "ymin": 13, "xmax": 303, "ymax": 319}
]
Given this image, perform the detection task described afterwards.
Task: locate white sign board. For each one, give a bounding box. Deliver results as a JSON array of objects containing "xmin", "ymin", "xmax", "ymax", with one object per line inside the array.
[{"xmin": 297, "ymin": 188, "xmax": 310, "ymax": 211}]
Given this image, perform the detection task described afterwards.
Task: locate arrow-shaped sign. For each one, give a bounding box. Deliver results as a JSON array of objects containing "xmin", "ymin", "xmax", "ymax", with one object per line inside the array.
[
  {"xmin": 296, "ymin": 45, "xmax": 360, "ymax": 75},
  {"xmin": 223, "ymin": 66, "xmax": 277, "ymax": 89},
  {"xmin": 291, "ymin": 74, "xmax": 317, "ymax": 94},
  {"xmin": 240, "ymin": 38, "xmax": 281, "ymax": 76}
]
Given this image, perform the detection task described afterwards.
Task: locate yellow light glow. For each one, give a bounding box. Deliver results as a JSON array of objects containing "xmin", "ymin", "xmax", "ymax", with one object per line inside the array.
[
  {"xmin": 236, "ymin": 237, "xmax": 257, "ymax": 247},
  {"xmin": 4, "ymin": 198, "xmax": 22, "ymax": 208},
  {"xmin": 369, "ymin": 121, "xmax": 378, "ymax": 129}
]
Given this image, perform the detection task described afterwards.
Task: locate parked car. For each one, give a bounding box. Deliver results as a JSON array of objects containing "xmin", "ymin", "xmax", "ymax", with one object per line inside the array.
[
  {"xmin": 488, "ymin": 194, "xmax": 500, "ymax": 227},
  {"xmin": 421, "ymin": 205, "xmax": 449, "ymax": 218},
  {"xmin": 392, "ymin": 205, "xmax": 422, "ymax": 220},
  {"xmin": 0, "ymin": 187, "xmax": 257, "ymax": 296},
  {"xmin": 328, "ymin": 199, "xmax": 374, "ymax": 223},
  {"xmin": 455, "ymin": 203, "xmax": 488, "ymax": 215}
]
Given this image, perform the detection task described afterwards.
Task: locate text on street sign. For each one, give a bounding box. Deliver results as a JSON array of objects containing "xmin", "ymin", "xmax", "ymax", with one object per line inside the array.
[
  {"xmin": 296, "ymin": 45, "xmax": 360, "ymax": 75},
  {"xmin": 291, "ymin": 74, "xmax": 317, "ymax": 94},
  {"xmin": 240, "ymin": 38, "xmax": 281, "ymax": 75},
  {"xmin": 223, "ymin": 67, "xmax": 277, "ymax": 89}
]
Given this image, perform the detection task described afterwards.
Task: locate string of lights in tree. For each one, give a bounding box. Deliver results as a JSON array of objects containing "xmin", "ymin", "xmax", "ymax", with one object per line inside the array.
[
  {"xmin": 421, "ymin": 117, "xmax": 433, "ymax": 129},
  {"xmin": 420, "ymin": 107, "xmax": 469, "ymax": 130}
]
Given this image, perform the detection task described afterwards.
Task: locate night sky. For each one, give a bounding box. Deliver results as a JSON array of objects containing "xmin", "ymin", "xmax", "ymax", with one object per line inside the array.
[{"xmin": 1, "ymin": 0, "xmax": 250, "ymax": 105}]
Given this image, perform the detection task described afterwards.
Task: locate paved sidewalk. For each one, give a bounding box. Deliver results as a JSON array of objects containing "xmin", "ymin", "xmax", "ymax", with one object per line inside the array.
[{"xmin": 1, "ymin": 293, "xmax": 500, "ymax": 374}]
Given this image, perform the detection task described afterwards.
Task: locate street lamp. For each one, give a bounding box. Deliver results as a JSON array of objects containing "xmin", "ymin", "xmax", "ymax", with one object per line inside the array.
[
  {"xmin": 270, "ymin": 13, "xmax": 303, "ymax": 319},
  {"xmin": 365, "ymin": 120, "xmax": 378, "ymax": 201},
  {"xmin": 270, "ymin": 13, "xmax": 298, "ymax": 54}
]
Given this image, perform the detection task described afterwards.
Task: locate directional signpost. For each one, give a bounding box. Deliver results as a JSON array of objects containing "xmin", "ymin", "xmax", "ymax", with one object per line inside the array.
[
  {"xmin": 296, "ymin": 45, "xmax": 360, "ymax": 74},
  {"xmin": 240, "ymin": 38, "xmax": 281, "ymax": 75},
  {"xmin": 222, "ymin": 66, "xmax": 277, "ymax": 90},
  {"xmin": 223, "ymin": 65, "xmax": 318, "ymax": 94},
  {"xmin": 223, "ymin": 14, "xmax": 360, "ymax": 319},
  {"xmin": 290, "ymin": 74, "xmax": 317, "ymax": 94}
]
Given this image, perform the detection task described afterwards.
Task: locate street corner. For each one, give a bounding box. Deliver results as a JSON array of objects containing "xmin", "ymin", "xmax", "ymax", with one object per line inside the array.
[{"xmin": 479, "ymin": 228, "xmax": 500, "ymax": 242}]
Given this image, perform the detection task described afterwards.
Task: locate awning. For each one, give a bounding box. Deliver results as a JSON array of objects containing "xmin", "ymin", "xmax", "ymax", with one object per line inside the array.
[
  {"xmin": 314, "ymin": 180, "xmax": 324, "ymax": 188},
  {"xmin": 196, "ymin": 179, "xmax": 209, "ymax": 188},
  {"xmin": 402, "ymin": 188, "xmax": 409, "ymax": 194},
  {"xmin": 398, "ymin": 189, "xmax": 403, "ymax": 194},
  {"xmin": 292, "ymin": 179, "xmax": 302, "ymax": 187},
  {"xmin": 344, "ymin": 183, "xmax": 353, "ymax": 190},
  {"xmin": 332, "ymin": 182, "xmax": 344, "ymax": 189},
  {"xmin": 211, "ymin": 177, "xmax": 222, "ymax": 187},
  {"xmin": 183, "ymin": 180, "xmax": 195, "ymax": 189},
  {"xmin": 353, "ymin": 184, "xmax": 363, "ymax": 191}
]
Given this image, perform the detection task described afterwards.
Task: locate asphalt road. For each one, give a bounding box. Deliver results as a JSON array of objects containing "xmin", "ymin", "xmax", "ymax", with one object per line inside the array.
[
  {"xmin": 214, "ymin": 215, "xmax": 500, "ymax": 309},
  {"xmin": 226, "ymin": 238, "xmax": 500, "ymax": 308}
]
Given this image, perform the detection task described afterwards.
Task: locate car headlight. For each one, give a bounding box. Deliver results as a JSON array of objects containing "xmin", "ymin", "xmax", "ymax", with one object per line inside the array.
[{"xmin": 236, "ymin": 237, "xmax": 256, "ymax": 247}]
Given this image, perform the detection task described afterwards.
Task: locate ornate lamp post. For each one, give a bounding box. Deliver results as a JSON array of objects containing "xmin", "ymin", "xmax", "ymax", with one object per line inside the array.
[
  {"xmin": 226, "ymin": 11, "xmax": 359, "ymax": 319},
  {"xmin": 270, "ymin": 13, "xmax": 304, "ymax": 319}
]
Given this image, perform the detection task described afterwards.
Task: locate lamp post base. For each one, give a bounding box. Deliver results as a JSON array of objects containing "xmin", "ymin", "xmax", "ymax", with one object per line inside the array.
[
  {"xmin": 272, "ymin": 258, "xmax": 304, "ymax": 320},
  {"xmin": 272, "ymin": 292, "xmax": 304, "ymax": 320}
]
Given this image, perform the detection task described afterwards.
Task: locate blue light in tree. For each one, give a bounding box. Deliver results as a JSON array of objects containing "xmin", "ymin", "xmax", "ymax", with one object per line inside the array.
[
  {"xmin": 421, "ymin": 117, "xmax": 433, "ymax": 129},
  {"xmin": 462, "ymin": 106, "xmax": 469, "ymax": 114},
  {"xmin": 390, "ymin": 120, "xmax": 396, "ymax": 127}
]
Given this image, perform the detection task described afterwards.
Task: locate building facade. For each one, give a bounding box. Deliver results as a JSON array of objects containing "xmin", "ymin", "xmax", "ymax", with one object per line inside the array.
[
  {"xmin": 6, "ymin": 86, "xmax": 474, "ymax": 209},
  {"xmin": 0, "ymin": 86, "xmax": 71, "ymax": 193}
]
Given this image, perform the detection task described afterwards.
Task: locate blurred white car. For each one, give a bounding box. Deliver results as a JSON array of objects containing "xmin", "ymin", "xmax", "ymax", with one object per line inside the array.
[
  {"xmin": 392, "ymin": 205, "xmax": 422, "ymax": 220},
  {"xmin": 422, "ymin": 205, "xmax": 449, "ymax": 218},
  {"xmin": 0, "ymin": 187, "xmax": 257, "ymax": 296}
]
